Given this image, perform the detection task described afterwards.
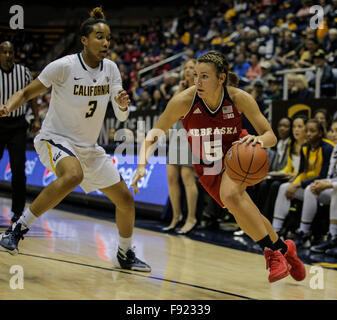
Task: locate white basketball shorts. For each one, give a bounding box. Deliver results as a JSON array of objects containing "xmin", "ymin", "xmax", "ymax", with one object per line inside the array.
[{"xmin": 34, "ymin": 135, "xmax": 121, "ymax": 193}]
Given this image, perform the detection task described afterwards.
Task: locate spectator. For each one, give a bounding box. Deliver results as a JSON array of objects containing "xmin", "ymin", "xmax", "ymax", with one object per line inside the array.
[
  {"xmin": 272, "ymin": 119, "xmax": 334, "ymax": 237},
  {"xmin": 255, "ymin": 117, "xmax": 293, "ymax": 222},
  {"xmin": 165, "ymin": 59, "xmax": 198, "ymax": 235},
  {"xmin": 327, "ymin": 120, "xmax": 337, "ymax": 142},
  {"xmin": 289, "ymin": 74, "xmax": 314, "ymax": 100},
  {"xmin": 195, "ymin": 41, "xmax": 209, "ymax": 58},
  {"xmin": 152, "ymin": 89, "xmax": 167, "ymax": 112},
  {"xmin": 258, "ymin": 26, "xmax": 275, "ymax": 59},
  {"xmin": 159, "ymin": 72, "xmax": 179, "ymax": 104},
  {"xmin": 280, "ymin": 13, "xmax": 298, "ymax": 31},
  {"xmin": 294, "ymin": 122, "xmax": 337, "ymax": 250},
  {"xmin": 313, "ymin": 108, "xmax": 332, "ymax": 138},
  {"xmin": 266, "ymin": 76, "xmax": 282, "ymax": 100},
  {"xmin": 324, "ymin": 28, "xmax": 337, "ymax": 62},
  {"xmin": 203, "ymin": 22, "xmax": 219, "ymax": 42},
  {"xmin": 233, "ymin": 52, "xmax": 251, "ymax": 79},
  {"xmin": 308, "ymin": 49, "xmax": 336, "ymax": 97},
  {"xmin": 297, "ymin": 37, "xmax": 319, "ymax": 68},
  {"xmin": 274, "ymin": 31, "xmax": 299, "ymax": 66},
  {"xmin": 245, "ymin": 53, "xmax": 262, "ymax": 82},
  {"xmin": 136, "ymin": 90, "xmax": 153, "ymax": 111},
  {"xmin": 260, "ymin": 61, "xmax": 274, "ymax": 86},
  {"xmin": 296, "ymin": 0, "xmax": 314, "ymax": 19}
]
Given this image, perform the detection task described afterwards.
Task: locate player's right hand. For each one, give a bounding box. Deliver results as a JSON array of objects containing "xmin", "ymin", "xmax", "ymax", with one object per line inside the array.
[
  {"xmin": 0, "ymin": 105, "xmax": 9, "ymax": 117},
  {"xmin": 131, "ymin": 166, "xmax": 146, "ymax": 195}
]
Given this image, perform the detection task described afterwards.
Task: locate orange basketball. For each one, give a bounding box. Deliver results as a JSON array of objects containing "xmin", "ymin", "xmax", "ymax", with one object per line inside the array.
[{"xmin": 225, "ymin": 142, "xmax": 269, "ymax": 187}]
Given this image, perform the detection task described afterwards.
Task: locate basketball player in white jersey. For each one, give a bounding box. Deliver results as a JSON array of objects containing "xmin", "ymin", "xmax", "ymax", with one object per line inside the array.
[{"xmin": 0, "ymin": 7, "xmax": 151, "ymax": 272}]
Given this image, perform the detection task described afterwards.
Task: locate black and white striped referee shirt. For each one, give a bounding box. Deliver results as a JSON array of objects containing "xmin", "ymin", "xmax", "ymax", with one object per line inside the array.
[{"xmin": 0, "ymin": 64, "xmax": 33, "ymax": 117}]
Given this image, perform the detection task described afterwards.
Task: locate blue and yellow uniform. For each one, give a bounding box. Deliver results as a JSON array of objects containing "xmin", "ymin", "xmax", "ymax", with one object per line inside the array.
[{"xmin": 293, "ymin": 139, "xmax": 335, "ymax": 188}]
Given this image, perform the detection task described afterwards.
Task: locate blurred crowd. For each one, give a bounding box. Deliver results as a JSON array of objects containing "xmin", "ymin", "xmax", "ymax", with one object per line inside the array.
[
  {"xmin": 15, "ymin": 0, "xmax": 337, "ymax": 122},
  {"xmin": 107, "ymin": 0, "xmax": 337, "ymax": 113}
]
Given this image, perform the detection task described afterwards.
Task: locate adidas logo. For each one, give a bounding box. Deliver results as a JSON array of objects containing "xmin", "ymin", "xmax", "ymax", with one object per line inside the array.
[{"xmin": 193, "ymin": 108, "xmax": 202, "ymax": 114}]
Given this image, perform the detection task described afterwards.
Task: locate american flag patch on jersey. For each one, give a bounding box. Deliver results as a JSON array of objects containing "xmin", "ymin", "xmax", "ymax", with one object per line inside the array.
[
  {"xmin": 222, "ymin": 105, "xmax": 233, "ymax": 114},
  {"xmin": 223, "ymin": 113, "xmax": 234, "ymax": 119}
]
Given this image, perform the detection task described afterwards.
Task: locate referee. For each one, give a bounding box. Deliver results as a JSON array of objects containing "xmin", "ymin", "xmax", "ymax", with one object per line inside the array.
[{"xmin": 0, "ymin": 41, "xmax": 40, "ymax": 224}]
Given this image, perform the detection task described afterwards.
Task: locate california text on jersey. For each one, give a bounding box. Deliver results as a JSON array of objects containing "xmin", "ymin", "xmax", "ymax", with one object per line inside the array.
[{"xmin": 73, "ymin": 84, "xmax": 110, "ymax": 96}]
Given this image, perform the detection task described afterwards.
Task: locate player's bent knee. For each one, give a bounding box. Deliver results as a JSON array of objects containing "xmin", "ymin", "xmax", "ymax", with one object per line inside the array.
[
  {"xmin": 62, "ymin": 170, "xmax": 84, "ymax": 188},
  {"xmin": 220, "ymin": 190, "xmax": 241, "ymax": 211}
]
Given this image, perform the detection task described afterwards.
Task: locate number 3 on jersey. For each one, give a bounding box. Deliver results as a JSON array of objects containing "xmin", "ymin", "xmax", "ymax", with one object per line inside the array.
[{"xmin": 85, "ymin": 100, "xmax": 97, "ymax": 118}]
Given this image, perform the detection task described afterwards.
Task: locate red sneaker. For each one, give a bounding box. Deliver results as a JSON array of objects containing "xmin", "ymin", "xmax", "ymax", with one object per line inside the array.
[
  {"xmin": 284, "ymin": 239, "xmax": 306, "ymax": 281},
  {"xmin": 264, "ymin": 249, "xmax": 291, "ymax": 283}
]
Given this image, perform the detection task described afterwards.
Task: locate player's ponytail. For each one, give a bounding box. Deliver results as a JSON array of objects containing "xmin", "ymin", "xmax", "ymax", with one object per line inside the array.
[
  {"xmin": 228, "ymin": 71, "xmax": 239, "ymax": 87},
  {"xmin": 89, "ymin": 7, "xmax": 105, "ymax": 20},
  {"xmin": 80, "ymin": 6, "xmax": 108, "ymax": 37}
]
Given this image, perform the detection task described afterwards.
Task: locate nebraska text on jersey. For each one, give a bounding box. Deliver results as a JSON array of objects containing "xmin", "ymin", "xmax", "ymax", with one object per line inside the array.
[{"xmin": 189, "ymin": 126, "xmax": 238, "ymax": 137}]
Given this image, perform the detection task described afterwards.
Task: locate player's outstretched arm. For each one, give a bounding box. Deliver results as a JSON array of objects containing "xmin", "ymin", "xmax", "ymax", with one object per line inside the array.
[
  {"xmin": 131, "ymin": 86, "xmax": 195, "ymax": 194},
  {"xmin": 230, "ymin": 87, "xmax": 277, "ymax": 149},
  {"xmin": 0, "ymin": 78, "xmax": 48, "ymax": 117}
]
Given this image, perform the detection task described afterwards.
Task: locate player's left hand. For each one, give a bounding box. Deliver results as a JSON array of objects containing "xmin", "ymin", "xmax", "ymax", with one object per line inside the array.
[
  {"xmin": 233, "ymin": 135, "xmax": 264, "ymax": 148},
  {"xmin": 114, "ymin": 89, "xmax": 130, "ymax": 109}
]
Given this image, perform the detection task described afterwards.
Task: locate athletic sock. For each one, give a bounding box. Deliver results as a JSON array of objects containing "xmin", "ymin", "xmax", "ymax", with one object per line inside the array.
[
  {"xmin": 329, "ymin": 224, "xmax": 337, "ymax": 238},
  {"xmin": 299, "ymin": 221, "xmax": 311, "ymax": 234},
  {"xmin": 273, "ymin": 237, "xmax": 288, "ymax": 255},
  {"xmin": 118, "ymin": 236, "xmax": 132, "ymax": 253},
  {"xmin": 16, "ymin": 207, "xmax": 38, "ymax": 229},
  {"xmin": 272, "ymin": 217, "xmax": 284, "ymax": 232},
  {"xmin": 257, "ymin": 235, "xmax": 275, "ymax": 251}
]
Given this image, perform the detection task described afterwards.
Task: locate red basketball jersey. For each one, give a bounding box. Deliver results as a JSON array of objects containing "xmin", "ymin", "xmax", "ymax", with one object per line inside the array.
[{"xmin": 181, "ymin": 86, "xmax": 246, "ymax": 207}]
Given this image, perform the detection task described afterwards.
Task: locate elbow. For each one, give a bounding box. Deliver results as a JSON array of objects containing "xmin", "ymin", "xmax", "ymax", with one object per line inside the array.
[{"xmin": 271, "ymin": 134, "xmax": 277, "ymax": 147}]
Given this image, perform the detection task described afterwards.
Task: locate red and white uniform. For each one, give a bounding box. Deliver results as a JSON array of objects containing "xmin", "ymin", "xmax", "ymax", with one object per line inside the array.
[{"xmin": 181, "ymin": 86, "xmax": 247, "ymax": 207}]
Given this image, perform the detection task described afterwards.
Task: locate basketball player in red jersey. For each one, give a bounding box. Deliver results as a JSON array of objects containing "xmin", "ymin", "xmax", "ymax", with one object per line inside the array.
[{"xmin": 132, "ymin": 51, "xmax": 306, "ymax": 283}]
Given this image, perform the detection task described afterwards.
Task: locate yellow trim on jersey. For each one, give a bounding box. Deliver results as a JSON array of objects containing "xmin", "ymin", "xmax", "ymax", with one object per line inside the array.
[{"xmin": 46, "ymin": 142, "xmax": 56, "ymax": 173}]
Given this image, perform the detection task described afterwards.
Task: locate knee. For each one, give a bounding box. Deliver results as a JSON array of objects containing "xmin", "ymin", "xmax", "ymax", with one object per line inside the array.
[
  {"xmin": 181, "ymin": 168, "xmax": 196, "ymax": 188},
  {"xmin": 278, "ymin": 182, "xmax": 289, "ymax": 195},
  {"xmin": 62, "ymin": 169, "xmax": 84, "ymax": 188},
  {"xmin": 167, "ymin": 169, "xmax": 179, "ymax": 185},
  {"xmin": 304, "ymin": 184, "xmax": 313, "ymax": 196},
  {"xmin": 220, "ymin": 189, "xmax": 242, "ymax": 211}
]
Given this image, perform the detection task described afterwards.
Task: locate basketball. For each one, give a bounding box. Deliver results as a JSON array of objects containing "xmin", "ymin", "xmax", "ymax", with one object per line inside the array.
[{"xmin": 225, "ymin": 142, "xmax": 269, "ymax": 187}]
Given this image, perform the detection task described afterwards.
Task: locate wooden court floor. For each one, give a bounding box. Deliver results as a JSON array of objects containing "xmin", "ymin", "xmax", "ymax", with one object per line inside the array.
[{"xmin": 0, "ymin": 197, "xmax": 336, "ymax": 300}]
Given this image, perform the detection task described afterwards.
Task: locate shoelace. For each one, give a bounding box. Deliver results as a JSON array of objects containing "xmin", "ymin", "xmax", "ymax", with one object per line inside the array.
[
  {"xmin": 119, "ymin": 246, "xmax": 136, "ymax": 261},
  {"xmin": 265, "ymin": 252, "xmax": 282, "ymax": 270},
  {"xmin": 6, "ymin": 230, "xmax": 24, "ymax": 243},
  {"xmin": 11, "ymin": 225, "xmax": 28, "ymax": 241},
  {"xmin": 127, "ymin": 246, "xmax": 137, "ymax": 261}
]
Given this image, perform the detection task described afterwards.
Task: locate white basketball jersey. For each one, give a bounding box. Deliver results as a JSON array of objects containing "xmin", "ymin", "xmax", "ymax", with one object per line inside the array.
[{"xmin": 37, "ymin": 53, "xmax": 123, "ymax": 147}]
